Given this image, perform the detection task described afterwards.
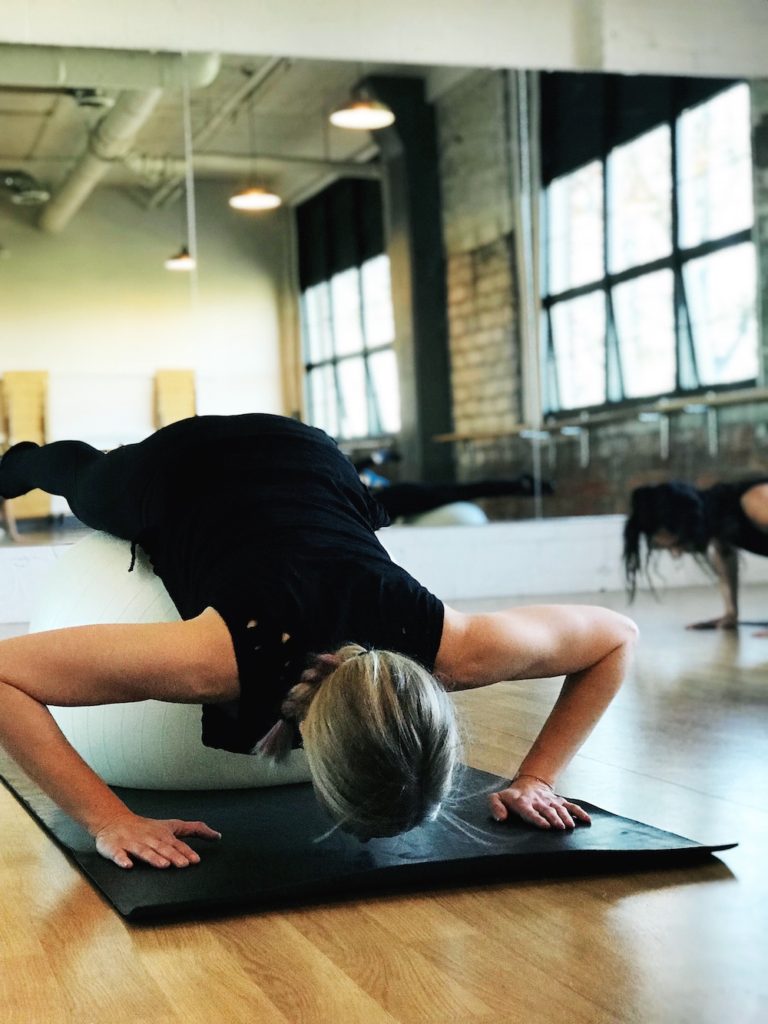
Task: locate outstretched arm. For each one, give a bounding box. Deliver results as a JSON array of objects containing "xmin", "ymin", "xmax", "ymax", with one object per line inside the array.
[
  {"xmin": 435, "ymin": 603, "xmax": 638, "ymax": 829},
  {"xmin": 687, "ymin": 540, "xmax": 739, "ymax": 630},
  {"xmin": 0, "ymin": 609, "xmax": 238, "ymax": 868}
]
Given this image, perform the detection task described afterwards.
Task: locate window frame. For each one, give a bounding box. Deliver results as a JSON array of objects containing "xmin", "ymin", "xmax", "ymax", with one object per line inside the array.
[
  {"xmin": 541, "ymin": 82, "xmax": 756, "ymax": 417},
  {"xmin": 301, "ymin": 254, "xmax": 399, "ymax": 442}
]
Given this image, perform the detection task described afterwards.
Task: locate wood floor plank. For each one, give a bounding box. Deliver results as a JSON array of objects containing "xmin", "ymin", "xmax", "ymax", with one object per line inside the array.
[
  {"xmin": 134, "ymin": 925, "xmax": 292, "ymax": 1024},
  {"xmin": 217, "ymin": 914, "xmax": 401, "ymax": 1024},
  {"xmin": 287, "ymin": 901, "xmax": 495, "ymax": 1022},
  {"xmin": 0, "ymin": 954, "xmax": 70, "ymax": 1024},
  {"xmin": 360, "ymin": 893, "xmax": 481, "ymax": 944},
  {"xmin": 361, "ymin": 892, "xmax": 624, "ymax": 1024}
]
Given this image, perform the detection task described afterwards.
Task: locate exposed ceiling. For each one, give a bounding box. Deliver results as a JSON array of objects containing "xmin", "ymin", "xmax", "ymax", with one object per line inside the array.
[{"xmin": 0, "ymin": 51, "xmax": 471, "ymax": 226}]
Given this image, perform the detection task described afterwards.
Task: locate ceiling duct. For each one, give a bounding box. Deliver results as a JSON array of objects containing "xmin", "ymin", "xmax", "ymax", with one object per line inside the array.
[
  {"xmin": 125, "ymin": 151, "xmax": 382, "ymax": 185},
  {"xmin": 38, "ymin": 89, "xmax": 163, "ymax": 232},
  {"xmin": 0, "ymin": 45, "xmax": 220, "ymax": 92},
  {"xmin": 1, "ymin": 170, "xmax": 51, "ymax": 205},
  {"xmin": 0, "ymin": 48, "xmax": 224, "ymax": 233}
]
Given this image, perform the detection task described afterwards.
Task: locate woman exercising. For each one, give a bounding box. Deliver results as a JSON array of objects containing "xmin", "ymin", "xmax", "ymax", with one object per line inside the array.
[
  {"xmin": 355, "ymin": 452, "xmax": 554, "ymax": 520},
  {"xmin": 0, "ymin": 414, "xmax": 637, "ymax": 869},
  {"xmin": 624, "ymin": 478, "xmax": 768, "ymax": 629}
]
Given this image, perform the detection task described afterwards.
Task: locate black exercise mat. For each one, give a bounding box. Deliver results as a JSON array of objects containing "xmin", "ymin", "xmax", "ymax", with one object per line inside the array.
[{"xmin": 0, "ymin": 756, "xmax": 735, "ymax": 921}]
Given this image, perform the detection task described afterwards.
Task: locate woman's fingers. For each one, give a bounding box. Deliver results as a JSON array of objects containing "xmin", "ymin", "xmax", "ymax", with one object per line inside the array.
[
  {"xmin": 563, "ymin": 799, "xmax": 591, "ymax": 825},
  {"xmin": 553, "ymin": 803, "xmax": 575, "ymax": 829},
  {"xmin": 130, "ymin": 843, "xmax": 172, "ymax": 869},
  {"xmin": 538, "ymin": 804, "xmax": 567, "ymax": 829},
  {"xmin": 489, "ymin": 792, "xmax": 509, "ymax": 821},
  {"xmin": 490, "ymin": 791, "xmax": 554, "ymax": 826},
  {"xmin": 520, "ymin": 804, "xmax": 554, "ymax": 829},
  {"xmin": 490, "ymin": 788, "xmax": 555, "ymax": 828},
  {"xmin": 490, "ymin": 785, "xmax": 592, "ymax": 831},
  {"xmin": 155, "ymin": 840, "xmax": 200, "ymax": 867},
  {"xmin": 114, "ymin": 838, "xmax": 198, "ymax": 870},
  {"xmin": 104, "ymin": 843, "xmax": 133, "ymax": 869},
  {"xmin": 94, "ymin": 815, "xmax": 221, "ymax": 869},
  {"xmin": 173, "ymin": 820, "xmax": 222, "ymax": 841}
]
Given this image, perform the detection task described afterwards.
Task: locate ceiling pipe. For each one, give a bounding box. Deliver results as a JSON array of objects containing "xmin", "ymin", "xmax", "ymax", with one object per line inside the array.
[
  {"xmin": 31, "ymin": 51, "xmax": 221, "ymax": 233},
  {"xmin": 0, "ymin": 45, "xmax": 220, "ymax": 91},
  {"xmin": 125, "ymin": 151, "xmax": 382, "ymax": 185},
  {"xmin": 38, "ymin": 89, "xmax": 163, "ymax": 232}
]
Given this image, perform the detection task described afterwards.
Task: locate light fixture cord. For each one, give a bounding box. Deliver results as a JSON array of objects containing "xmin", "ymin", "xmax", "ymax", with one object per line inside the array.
[
  {"xmin": 249, "ymin": 92, "xmax": 257, "ymax": 185},
  {"xmin": 181, "ymin": 55, "xmax": 199, "ymax": 306}
]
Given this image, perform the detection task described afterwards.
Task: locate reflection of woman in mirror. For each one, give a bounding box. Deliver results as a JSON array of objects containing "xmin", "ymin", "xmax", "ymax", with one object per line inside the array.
[
  {"xmin": 0, "ymin": 414, "xmax": 636, "ymax": 869},
  {"xmin": 357, "ymin": 453, "xmax": 554, "ymax": 520},
  {"xmin": 624, "ymin": 479, "xmax": 768, "ymax": 629}
]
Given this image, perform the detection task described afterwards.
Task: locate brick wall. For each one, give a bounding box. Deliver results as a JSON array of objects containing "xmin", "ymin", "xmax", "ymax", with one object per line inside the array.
[
  {"xmin": 435, "ymin": 72, "xmax": 523, "ymax": 483},
  {"xmin": 446, "ymin": 239, "xmax": 519, "ymax": 442}
]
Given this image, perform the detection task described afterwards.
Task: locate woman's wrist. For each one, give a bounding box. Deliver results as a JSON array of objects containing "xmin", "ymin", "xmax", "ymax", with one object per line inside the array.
[
  {"xmin": 512, "ymin": 771, "xmax": 554, "ymax": 790},
  {"xmin": 81, "ymin": 798, "xmax": 137, "ymax": 837}
]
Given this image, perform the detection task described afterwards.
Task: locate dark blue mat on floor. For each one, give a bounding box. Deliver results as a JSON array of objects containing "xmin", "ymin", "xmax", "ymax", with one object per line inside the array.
[{"xmin": 0, "ymin": 755, "xmax": 735, "ymax": 920}]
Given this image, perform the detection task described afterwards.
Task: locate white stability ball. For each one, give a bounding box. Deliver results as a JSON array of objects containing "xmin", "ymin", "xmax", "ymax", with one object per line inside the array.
[
  {"xmin": 405, "ymin": 501, "xmax": 489, "ymax": 526},
  {"xmin": 29, "ymin": 532, "xmax": 311, "ymax": 790}
]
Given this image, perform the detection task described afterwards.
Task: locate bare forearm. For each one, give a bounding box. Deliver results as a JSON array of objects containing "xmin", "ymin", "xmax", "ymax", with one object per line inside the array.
[
  {"xmin": 516, "ymin": 637, "xmax": 631, "ymax": 785},
  {"xmin": 438, "ymin": 603, "xmax": 636, "ymax": 784},
  {"xmin": 0, "ymin": 679, "xmax": 130, "ymax": 834},
  {"xmin": 708, "ymin": 544, "xmax": 739, "ymax": 618}
]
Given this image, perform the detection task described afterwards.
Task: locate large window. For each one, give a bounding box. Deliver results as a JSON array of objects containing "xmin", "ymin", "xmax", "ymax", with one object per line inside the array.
[
  {"xmin": 542, "ymin": 81, "xmax": 757, "ymax": 413},
  {"xmin": 297, "ymin": 178, "xmax": 401, "ymax": 441},
  {"xmin": 301, "ymin": 254, "xmax": 401, "ymax": 439}
]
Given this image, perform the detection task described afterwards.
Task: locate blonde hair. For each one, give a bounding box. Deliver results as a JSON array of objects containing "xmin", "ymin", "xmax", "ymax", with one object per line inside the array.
[{"xmin": 257, "ymin": 644, "xmax": 461, "ymax": 840}]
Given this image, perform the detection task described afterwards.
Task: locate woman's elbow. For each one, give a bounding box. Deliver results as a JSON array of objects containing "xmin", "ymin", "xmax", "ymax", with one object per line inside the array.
[
  {"xmin": 606, "ymin": 606, "xmax": 638, "ymax": 655},
  {"xmin": 605, "ymin": 613, "xmax": 639, "ymax": 677},
  {"xmin": 615, "ymin": 612, "xmax": 640, "ymax": 647}
]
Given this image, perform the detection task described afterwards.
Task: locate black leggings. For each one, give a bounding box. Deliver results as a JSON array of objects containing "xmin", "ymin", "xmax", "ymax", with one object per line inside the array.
[
  {"xmin": 0, "ymin": 439, "xmax": 159, "ymax": 540},
  {"xmin": 373, "ymin": 475, "xmax": 550, "ymax": 519},
  {"xmin": 0, "ymin": 415, "xmax": 234, "ymax": 538},
  {"xmin": 0, "ymin": 413, "xmax": 351, "ymax": 539}
]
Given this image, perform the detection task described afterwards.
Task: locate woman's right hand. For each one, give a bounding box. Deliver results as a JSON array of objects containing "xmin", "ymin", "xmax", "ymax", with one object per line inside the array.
[
  {"xmin": 93, "ymin": 813, "xmax": 221, "ymax": 869},
  {"xmin": 488, "ymin": 777, "xmax": 591, "ymax": 830},
  {"xmin": 686, "ymin": 614, "xmax": 738, "ymax": 631}
]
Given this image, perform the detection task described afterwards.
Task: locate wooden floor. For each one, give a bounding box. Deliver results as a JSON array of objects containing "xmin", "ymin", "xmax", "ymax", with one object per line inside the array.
[{"xmin": 1, "ymin": 584, "xmax": 767, "ymax": 1023}]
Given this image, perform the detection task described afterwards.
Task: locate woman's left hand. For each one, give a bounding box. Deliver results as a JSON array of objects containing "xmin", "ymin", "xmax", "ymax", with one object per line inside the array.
[
  {"xmin": 489, "ymin": 777, "xmax": 591, "ymax": 830},
  {"xmin": 93, "ymin": 812, "xmax": 221, "ymax": 869}
]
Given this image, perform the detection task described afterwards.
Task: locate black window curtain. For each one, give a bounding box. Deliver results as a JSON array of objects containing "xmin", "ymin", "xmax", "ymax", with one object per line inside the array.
[
  {"xmin": 540, "ymin": 71, "xmax": 738, "ymax": 185},
  {"xmin": 296, "ymin": 178, "xmax": 385, "ymax": 291}
]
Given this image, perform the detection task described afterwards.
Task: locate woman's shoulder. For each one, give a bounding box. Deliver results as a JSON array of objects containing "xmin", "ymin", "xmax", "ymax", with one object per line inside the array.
[{"xmin": 739, "ymin": 480, "xmax": 768, "ymax": 528}]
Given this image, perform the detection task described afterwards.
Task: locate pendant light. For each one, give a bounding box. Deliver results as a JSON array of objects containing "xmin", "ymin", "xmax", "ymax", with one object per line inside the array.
[
  {"xmin": 229, "ymin": 185, "xmax": 281, "ymax": 211},
  {"xmin": 164, "ymin": 63, "xmax": 199, "ymax": 275},
  {"xmin": 164, "ymin": 245, "xmax": 196, "ymax": 271},
  {"xmin": 329, "ymin": 69, "xmax": 395, "ymax": 130},
  {"xmin": 329, "ymin": 96, "xmax": 395, "ymax": 130},
  {"xmin": 228, "ymin": 91, "xmax": 282, "ymax": 212}
]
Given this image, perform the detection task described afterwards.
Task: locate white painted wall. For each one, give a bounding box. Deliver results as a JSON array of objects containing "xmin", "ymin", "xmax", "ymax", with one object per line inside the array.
[
  {"xmin": 0, "ymin": 180, "xmax": 289, "ymax": 448},
  {"xmin": 0, "ymin": 1, "xmax": 766, "ymax": 79}
]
